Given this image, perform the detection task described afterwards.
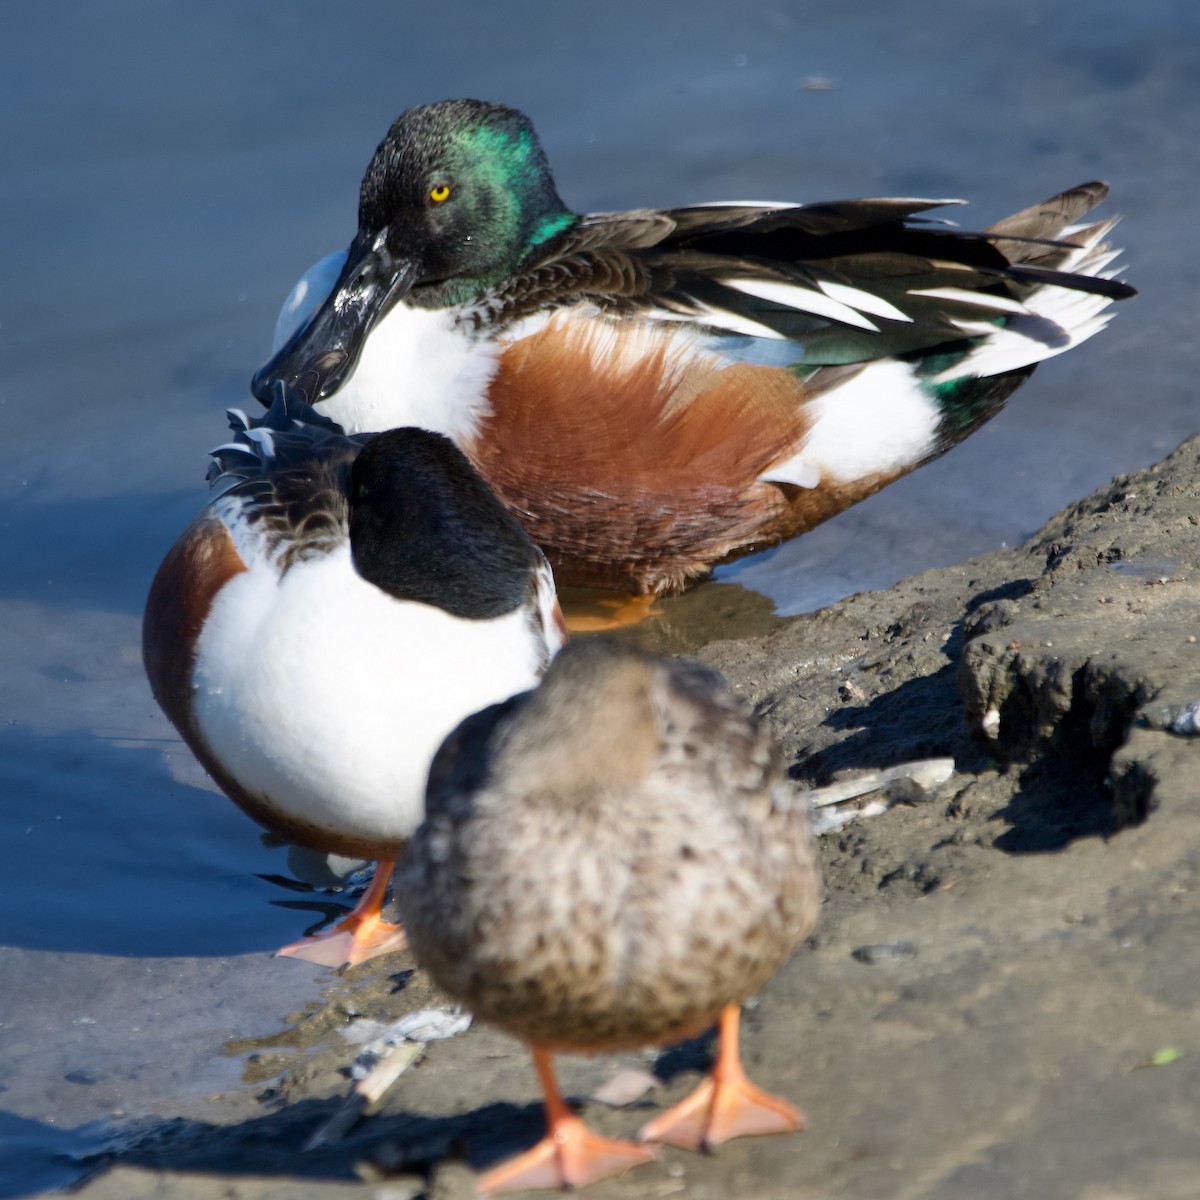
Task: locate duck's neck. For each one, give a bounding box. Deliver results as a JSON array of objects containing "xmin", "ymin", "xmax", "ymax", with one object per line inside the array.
[{"xmin": 317, "ymin": 303, "xmax": 500, "ymax": 442}]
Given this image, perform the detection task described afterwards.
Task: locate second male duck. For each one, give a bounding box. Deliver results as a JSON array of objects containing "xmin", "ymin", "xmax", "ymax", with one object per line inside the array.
[
  {"xmin": 142, "ymin": 389, "xmax": 565, "ymax": 966},
  {"xmin": 254, "ymin": 98, "xmax": 1134, "ymax": 599}
]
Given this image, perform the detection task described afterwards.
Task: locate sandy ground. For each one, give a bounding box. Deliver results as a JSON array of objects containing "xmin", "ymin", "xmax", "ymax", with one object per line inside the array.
[{"xmin": 52, "ymin": 437, "xmax": 1200, "ymax": 1200}]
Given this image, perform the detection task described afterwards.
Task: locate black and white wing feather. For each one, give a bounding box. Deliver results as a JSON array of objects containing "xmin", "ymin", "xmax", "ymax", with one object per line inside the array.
[{"xmin": 478, "ymin": 186, "xmax": 1133, "ymax": 367}]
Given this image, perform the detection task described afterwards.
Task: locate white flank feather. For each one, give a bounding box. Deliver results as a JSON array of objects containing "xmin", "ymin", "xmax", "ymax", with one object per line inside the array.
[
  {"xmin": 687, "ymin": 200, "xmax": 804, "ymax": 210},
  {"xmin": 687, "ymin": 301, "xmax": 790, "ymax": 341},
  {"xmin": 760, "ymin": 359, "xmax": 940, "ymax": 488},
  {"xmin": 908, "ymin": 286, "xmax": 1029, "ymax": 314},
  {"xmin": 760, "ymin": 458, "xmax": 822, "ymax": 489},
  {"xmin": 637, "ymin": 300, "xmax": 789, "ymax": 341}
]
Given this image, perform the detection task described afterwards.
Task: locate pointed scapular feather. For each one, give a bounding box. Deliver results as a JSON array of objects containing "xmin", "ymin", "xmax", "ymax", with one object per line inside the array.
[
  {"xmin": 908, "ymin": 287, "xmax": 1029, "ymax": 314},
  {"xmin": 817, "ymin": 280, "xmax": 913, "ymax": 323},
  {"xmin": 720, "ymin": 277, "xmax": 881, "ymax": 331}
]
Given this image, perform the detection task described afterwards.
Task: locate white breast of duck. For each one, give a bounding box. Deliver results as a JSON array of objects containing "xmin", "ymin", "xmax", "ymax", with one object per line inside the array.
[
  {"xmin": 192, "ymin": 540, "xmax": 550, "ymax": 850},
  {"xmin": 271, "ymin": 250, "xmax": 501, "ymax": 442},
  {"xmin": 189, "ymin": 410, "xmax": 563, "ymax": 855}
]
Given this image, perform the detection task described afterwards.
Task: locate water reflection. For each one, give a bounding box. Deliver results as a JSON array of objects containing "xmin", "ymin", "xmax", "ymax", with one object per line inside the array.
[{"xmin": 0, "ymin": 726, "xmax": 303, "ymax": 958}]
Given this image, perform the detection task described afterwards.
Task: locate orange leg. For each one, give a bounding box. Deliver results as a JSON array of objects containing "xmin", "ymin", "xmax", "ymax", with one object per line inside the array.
[
  {"xmin": 478, "ymin": 1046, "xmax": 656, "ymax": 1195},
  {"xmin": 559, "ymin": 588, "xmax": 663, "ymax": 633},
  {"xmin": 275, "ymin": 860, "xmax": 408, "ymax": 968},
  {"xmin": 639, "ymin": 1005, "xmax": 804, "ymax": 1151}
]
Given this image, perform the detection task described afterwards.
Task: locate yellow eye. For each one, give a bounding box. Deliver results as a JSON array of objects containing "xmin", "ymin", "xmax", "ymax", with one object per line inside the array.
[{"xmin": 429, "ymin": 184, "xmax": 452, "ymax": 203}]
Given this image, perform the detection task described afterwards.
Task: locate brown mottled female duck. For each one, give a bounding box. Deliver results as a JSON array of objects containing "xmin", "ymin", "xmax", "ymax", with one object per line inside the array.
[
  {"xmin": 142, "ymin": 388, "xmax": 565, "ymax": 966},
  {"xmin": 253, "ymin": 99, "xmax": 1134, "ymax": 602},
  {"xmin": 396, "ymin": 636, "xmax": 820, "ymax": 1192}
]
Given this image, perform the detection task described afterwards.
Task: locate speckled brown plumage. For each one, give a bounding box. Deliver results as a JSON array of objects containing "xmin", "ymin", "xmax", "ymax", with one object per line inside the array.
[{"xmin": 397, "ymin": 637, "xmax": 820, "ymax": 1052}]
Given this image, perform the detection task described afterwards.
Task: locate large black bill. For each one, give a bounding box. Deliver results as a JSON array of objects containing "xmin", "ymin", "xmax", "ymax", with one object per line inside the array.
[{"xmin": 251, "ymin": 234, "xmax": 417, "ymax": 406}]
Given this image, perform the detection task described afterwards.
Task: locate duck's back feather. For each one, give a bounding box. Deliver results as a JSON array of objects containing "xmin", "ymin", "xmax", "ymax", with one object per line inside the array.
[
  {"xmin": 477, "ymin": 186, "xmax": 1132, "ymax": 364},
  {"xmin": 208, "ymin": 388, "xmax": 366, "ymax": 574}
]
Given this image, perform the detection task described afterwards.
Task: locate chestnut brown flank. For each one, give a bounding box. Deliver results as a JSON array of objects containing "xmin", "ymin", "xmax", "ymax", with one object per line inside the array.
[
  {"xmin": 469, "ymin": 318, "xmax": 907, "ymax": 594},
  {"xmin": 143, "ymin": 513, "xmax": 247, "ymax": 742}
]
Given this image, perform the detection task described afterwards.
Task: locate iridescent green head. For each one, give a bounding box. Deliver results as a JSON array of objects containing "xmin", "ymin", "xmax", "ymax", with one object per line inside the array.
[
  {"xmin": 360, "ymin": 98, "xmax": 577, "ymax": 305},
  {"xmin": 252, "ymin": 99, "xmax": 578, "ymax": 404}
]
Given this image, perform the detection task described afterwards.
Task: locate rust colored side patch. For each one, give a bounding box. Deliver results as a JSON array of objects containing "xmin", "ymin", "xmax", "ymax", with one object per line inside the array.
[
  {"xmin": 142, "ymin": 513, "xmax": 247, "ymax": 746},
  {"xmin": 479, "ymin": 316, "xmax": 810, "ymax": 491},
  {"xmin": 468, "ymin": 316, "xmax": 815, "ymax": 593}
]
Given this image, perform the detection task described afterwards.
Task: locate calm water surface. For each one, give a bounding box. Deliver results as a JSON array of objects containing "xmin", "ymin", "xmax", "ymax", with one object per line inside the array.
[{"xmin": 2, "ymin": 1, "xmax": 1197, "ymax": 1192}]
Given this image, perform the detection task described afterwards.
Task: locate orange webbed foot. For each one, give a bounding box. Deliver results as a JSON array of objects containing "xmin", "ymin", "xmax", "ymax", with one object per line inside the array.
[
  {"xmin": 274, "ymin": 860, "xmax": 407, "ymax": 968},
  {"xmin": 638, "ymin": 1069, "xmax": 803, "ymax": 1151},
  {"xmin": 480, "ymin": 1044, "xmax": 657, "ymax": 1193},
  {"xmin": 639, "ymin": 1004, "xmax": 804, "ymax": 1151},
  {"xmin": 274, "ymin": 911, "xmax": 408, "ymax": 967},
  {"xmin": 478, "ymin": 1112, "xmax": 656, "ymax": 1194},
  {"xmin": 560, "ymin": 589, "xmax": 663, "ymax": 632}
]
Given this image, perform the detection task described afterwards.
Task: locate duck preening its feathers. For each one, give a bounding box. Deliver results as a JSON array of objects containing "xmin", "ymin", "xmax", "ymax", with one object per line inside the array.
[
  {"xmin": 143, "ymin": 385, "xmax": 563, "ymax": 965},
  {"xmin": 253, "ymin": 100, "xmax": 1135, "ymax": 597}
]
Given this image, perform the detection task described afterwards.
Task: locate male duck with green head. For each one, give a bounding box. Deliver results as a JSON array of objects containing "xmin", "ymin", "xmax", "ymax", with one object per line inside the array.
[{"xmin": 254, "ymin": 98, "xmax": 1134, "ymax": 601}]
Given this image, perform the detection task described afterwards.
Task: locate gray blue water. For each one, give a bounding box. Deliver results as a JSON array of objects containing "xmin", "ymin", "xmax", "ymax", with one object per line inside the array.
[{"xmin": 1, "ymin": 2, "xmax": 1196, "ymax": 1193}]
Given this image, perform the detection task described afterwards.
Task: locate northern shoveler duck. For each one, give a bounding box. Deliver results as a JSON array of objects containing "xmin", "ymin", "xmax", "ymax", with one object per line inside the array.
[
  {"xmin": 396, "ymin": 636, "xmax": 820, "ymax": 1193},
  {"xmin": 252, "ymin": 98, "xmax": 1135, "ymax": 601},
  {"xmin": 142, "ymin": 387, "xmax": 565, "ymax": 967}
]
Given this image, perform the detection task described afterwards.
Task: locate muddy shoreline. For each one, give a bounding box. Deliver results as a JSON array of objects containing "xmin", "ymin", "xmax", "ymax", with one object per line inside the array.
[{"xmin": 67, "ymin": 437, "xmax": 1200, "ymax": 1200}]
